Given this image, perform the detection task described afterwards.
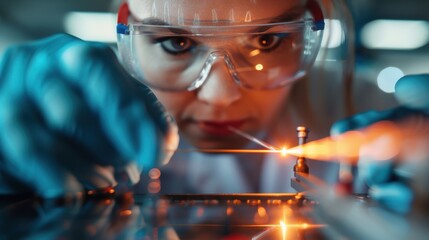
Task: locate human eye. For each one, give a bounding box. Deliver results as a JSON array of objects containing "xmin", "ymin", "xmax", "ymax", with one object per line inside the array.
[
  {"xmin": 248, "ymin": 33, "xmax": 290, "ymax": 52},
  {"xmin": 154, "ymin": 37, "xmax": 197, "ymax": 55}
]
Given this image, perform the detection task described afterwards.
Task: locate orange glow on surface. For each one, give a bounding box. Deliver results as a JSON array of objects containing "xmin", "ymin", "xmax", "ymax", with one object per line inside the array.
[
  {"xmin": 226, "ymin": 207, "xmax": 234, "ymax": 216},
  {"xmin": 249, "ymin": 49, "xmax": 261, "ymax": 57},
  {"xmin": 254, "ymin": 206, "xmax": 269, "ymax": 224},
  {"xmin": 257, "ymin": 207, "xmax": 267, "ymax": 217},
  {"xmin": 301, "ymin": 223, "xmax": 309, "ymax": 229},
  {"xmin": 147, "ymin": 181, "xmax": 161, "ymax": 194},
  {"xmin": 119, "ymin": 210, "xmax": 133, "ymax": 216},
  {"xmin": 280, "ymin": 221, "xmax": 287, "ymax": 240},
  {"xmin": 196, "ymin": 207, "xmax": 204, "ymax": 217},
  {"xmin": 149, "ymin": 168, "xmax": 161, "ymax": 179}
]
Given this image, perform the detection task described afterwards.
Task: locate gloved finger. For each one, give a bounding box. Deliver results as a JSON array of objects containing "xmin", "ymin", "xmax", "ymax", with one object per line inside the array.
[
  {"xmin": 1, "ymin": 34, "xmax": 170, "ymax": 172},
  {"xmin": 159, "ymin": 117, "xmax": 179, "ymax": 166},
  {"xmin": 357, "ymin": 156, "xmax": 393, "ymax": 186},
  {"xmin": 331, "ymin": 107, "xmax": 427, "ymax": 138},
  {"xmin": 0, "ymin": 41, "xmax": 121, "ymax": 168},
  {"xmin": 369, "ymin": 182, "xmax": 413, "ymax": 214},
  {"xmin": 395, "ymin": 74, "xmax": 429, "ymax": 112},
  {"xmin": 0, "ymin": 95, "xmax": 131, "ymax": 196},
  {"xmin": 54, "ymin": 35, "xmax": 168, "ymax": 171},
  {"xmin": 330, "ymin": 110, "xmax": 387, "ymax": 135},
  {"xmin": 0, "ymin": 95, "xmax": 83, "ymax": 198},
  {"xmin": 28, "ymin": 75, "xmax": 121, "ymax": 167}
]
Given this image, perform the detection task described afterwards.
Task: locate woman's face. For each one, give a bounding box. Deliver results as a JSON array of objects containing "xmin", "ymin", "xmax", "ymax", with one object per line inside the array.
[{"xmin": 128, "ymin": 0, "xmax": 306, "ymax": 149}]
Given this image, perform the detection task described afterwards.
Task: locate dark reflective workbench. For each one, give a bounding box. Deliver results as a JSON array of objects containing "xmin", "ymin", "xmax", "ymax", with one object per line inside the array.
[{"xmin": 0, "ymin": 193, "xmax": 330, "ymax": 240}]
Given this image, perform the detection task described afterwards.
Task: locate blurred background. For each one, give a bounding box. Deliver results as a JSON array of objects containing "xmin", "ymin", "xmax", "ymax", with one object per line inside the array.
[{"xmin": 0, "ymin": 0, "xmax": 428, "ymax": 110}]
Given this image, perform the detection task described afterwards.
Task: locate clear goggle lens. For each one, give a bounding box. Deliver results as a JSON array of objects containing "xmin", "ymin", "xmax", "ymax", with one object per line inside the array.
[{"xmin": 117, "ymin": 20, "xmax": 323, "ymax": 91}]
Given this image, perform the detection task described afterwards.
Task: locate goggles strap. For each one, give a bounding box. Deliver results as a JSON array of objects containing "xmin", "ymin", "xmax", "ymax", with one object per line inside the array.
[
  {"xmin": 117, "ymin": 2, "xmax": 130, "ymax": 34},
  {"xmin": 118, "ymin": 2, "xmax": 129, "ymax": 25},
  {"xmin": 307, "ymin": 0, "xmax": 325, "ymax": 30}
]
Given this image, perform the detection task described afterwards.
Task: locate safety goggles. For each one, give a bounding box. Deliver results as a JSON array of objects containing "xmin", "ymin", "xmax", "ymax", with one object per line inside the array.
[{"xmin": 116, "ymin": 1, "xmax": 325, "ymax": 91}]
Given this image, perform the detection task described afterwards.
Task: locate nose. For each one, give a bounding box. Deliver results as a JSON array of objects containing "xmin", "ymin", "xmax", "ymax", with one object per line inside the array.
[{"xmin": 196, "ymin": 55, "xmax": 242, "ymax": 108}]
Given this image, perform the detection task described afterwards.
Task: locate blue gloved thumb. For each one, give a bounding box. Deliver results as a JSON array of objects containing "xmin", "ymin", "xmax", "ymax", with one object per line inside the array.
[
  {"xmin": 370, "ymin": 182, "xmax": 413, "ymax": 214},
  {"xmin": 395, "ymin": 74, "xmax": 429, "ymax": 112}
]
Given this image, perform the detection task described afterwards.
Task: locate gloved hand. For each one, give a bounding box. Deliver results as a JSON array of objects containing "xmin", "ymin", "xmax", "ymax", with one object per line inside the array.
[
  {"xmin": 0, "ymin": 34, "xmax": 178, "ymax": 198},
  {"xmin": 331, "ymin": 74, "xmax": 429, "ymax": 214}
]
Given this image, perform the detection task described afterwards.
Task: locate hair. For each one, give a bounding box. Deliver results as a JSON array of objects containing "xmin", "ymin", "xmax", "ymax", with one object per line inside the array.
[{"xmin": 282, "ymin": 0, "xmax": 356, "ymax": 140}]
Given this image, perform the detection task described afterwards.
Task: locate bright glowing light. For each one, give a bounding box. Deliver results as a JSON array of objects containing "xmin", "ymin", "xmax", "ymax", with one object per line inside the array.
[
  {"xmin": 226, "ymin": 207, "xmax": 234, "ymax": 216},
  {"xmin": 147, "ymin": 182, "xmax": 161, "ymax": 194},
  {"xmin": 64, "ymin": 12, "xmax": 117, "ymax": 43},
  {"xmin": 196, "ymin": 207, "xmax": 204, "ymax": 217},
  {"xmin": 361, "ymin": 20, "xmax": 429, "ymax": 50},
  {"xmin": 249, "ymin": 49, "xmax": 261, "ymax": 57},
  {"xmin": 321, "ymin": 19, "xmax": 344, "ymax": 48},
  {"xmin": 284, "ymin": 146, "xmax": 304, "ymax": 157},
  {"xmin": 149, "ymin": 168, "xmax": 161, "ymax": 179},
  {"xmin": 255, "ymin": 64, "xmax": 264, "ymax": 71},
  {"xmin": 377, "ymin": 67, "xmax": 405, "ymax": 93},
  {"xmin": 280, "ymin": 147, "xmax": 288, "ymax": 157},
  {"xmin": 254, "ymin": 206, "xmax": 269, "ymax": 224},
  {"xmin": 280, "ymin": 221, "xmax": 287, "ymax": 240},
  {"xmin": 257, "ymin": 206, "xmax": 267, "ymax": 217},
  {"xmin": 286, "ymin": 121, "xmax": 403, "ymax": 162},
  {"xmin": 119, "ymin": 210, "xmax": 133, "ymax": 216}
]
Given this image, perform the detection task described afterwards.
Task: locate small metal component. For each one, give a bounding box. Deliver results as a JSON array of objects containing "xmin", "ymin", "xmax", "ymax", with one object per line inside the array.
[
  {"xmin": 296, "ymin": 126, "xmax": 309, "ymax": 145},
  {"xmin": 291, "ymin": 126, "xmax": 310, "ymax": 192},
  {"xmin": 294, "ymin": 126, "xmax": 310, "ymax": 176}
]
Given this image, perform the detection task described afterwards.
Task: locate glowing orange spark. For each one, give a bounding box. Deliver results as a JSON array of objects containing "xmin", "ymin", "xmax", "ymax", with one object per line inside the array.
[
  {"xmin": 280, "ymin": 147, "xmax": 288, "ymax": 157},
  {"xmin": 280, "ymin": 221, "xmax": 287, "ymax": 240},
  {"xmin": 301, "ymin": 223, "xmax": 309, "ymax": 229},
  {"xmin": 255, "ymin": 64, "xmax": 264, "ymax": 71},
  {"xmin": 285, "ymin": 121, "xmax": 403, "ymax": 163}
]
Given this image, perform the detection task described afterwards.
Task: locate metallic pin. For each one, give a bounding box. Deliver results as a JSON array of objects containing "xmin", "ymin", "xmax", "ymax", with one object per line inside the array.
[{"xmin": 294, "ymin": 126, "xmax": 309, "ymax": 176}]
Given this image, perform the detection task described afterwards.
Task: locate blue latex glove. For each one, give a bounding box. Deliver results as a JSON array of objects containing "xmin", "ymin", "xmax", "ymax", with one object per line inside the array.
[
  {"xmin": 331, "ymin": 74, "xmax": 429, "ymax": 214},
  {"xmin": 0, "ymin": 34, "xmax": 174, "ymax": 198}
]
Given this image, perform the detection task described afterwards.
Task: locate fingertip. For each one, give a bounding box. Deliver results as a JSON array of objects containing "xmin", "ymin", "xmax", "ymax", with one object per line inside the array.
[
  {"xmin": 133, "ymin": 82, "xmax": 170, "ymax": 134},
  {"xmin": 160, "ymin": 119, "xmax": 179, "ymax": 165},
  {"xmin": 369, "ymin": 182, "xmax": 413, "ymax": 214},
  {"xmin": 58, "ymin": 40, "xmax": 115, "ymax": 80},
  {"xmin": 330, "ymin": 120, "xmax": 352, "ymax": 136},
  {"xmin": 358, "ymin": 157, "xmax": 393, "ymax": 186},
  {"xmin": 395, "ymin": 74, "xmax": 429, "ymax": 110}
]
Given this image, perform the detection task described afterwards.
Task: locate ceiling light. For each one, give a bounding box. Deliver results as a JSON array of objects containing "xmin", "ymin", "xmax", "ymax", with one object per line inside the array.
[
  {"xmin": 361, "ymin": 20, "xmax": 429, "ymax": 50},
  {"xmin": 63, "ymin": 12, "xmax": 117, "ymax": 43}
]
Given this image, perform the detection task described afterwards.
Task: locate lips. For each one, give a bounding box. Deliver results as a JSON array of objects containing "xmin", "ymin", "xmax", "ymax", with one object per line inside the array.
[{"xmin": 197, "ymin": 120, "xmax": 246, "ymax": 136}]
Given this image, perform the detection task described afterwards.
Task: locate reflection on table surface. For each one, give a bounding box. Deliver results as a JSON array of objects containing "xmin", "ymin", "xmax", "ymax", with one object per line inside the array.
[{"xmin": 0, "ymin": 193, "xmax": 329, "ymax": 240}]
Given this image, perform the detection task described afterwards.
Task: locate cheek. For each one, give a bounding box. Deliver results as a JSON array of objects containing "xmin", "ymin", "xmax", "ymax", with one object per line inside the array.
[
  {"xmin": 151, "ymin": 90, "xmax": 190, "ymax": 118},
  {"xmin": 250, "ymin": 87, "xmax": 292, "ymax": 125}
]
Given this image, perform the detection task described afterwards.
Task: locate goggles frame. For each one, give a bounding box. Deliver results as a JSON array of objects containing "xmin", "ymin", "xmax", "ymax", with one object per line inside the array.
[{"xmin": 116, "ymin": 0, "xmax": 325, "ymax": 91}]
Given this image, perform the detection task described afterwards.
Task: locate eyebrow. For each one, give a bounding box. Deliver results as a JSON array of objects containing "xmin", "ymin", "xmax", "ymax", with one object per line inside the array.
[
  {"xmin": 271, "ymin": 5, "xmax": 306, "ymax": 21},
  {"xmin": 140, "ymin": 17, "xmax": 192, "ymax": 34},
  {"xmin": 254, "ymin": 6, "xmax": 306, "ymax": 32}
]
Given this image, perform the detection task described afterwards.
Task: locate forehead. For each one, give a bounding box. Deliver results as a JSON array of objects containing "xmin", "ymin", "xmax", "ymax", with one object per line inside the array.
[{"xmin": 128, "ymin": 0, "xmax": 307, "ymax": 25}]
